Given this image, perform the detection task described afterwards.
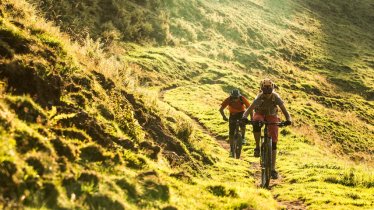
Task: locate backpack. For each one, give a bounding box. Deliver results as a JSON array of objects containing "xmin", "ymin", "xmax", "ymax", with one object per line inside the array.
[
  {"xmin": 259, "ymin": 92, "xmax": 275, "ymax": 102},
  {"xmin": 229, "ymin": 96, "xmax": 244, "ymax": 105},
  {"xmin": 257, "ymin": 93, "xmax": 278, "ymax": 114}
]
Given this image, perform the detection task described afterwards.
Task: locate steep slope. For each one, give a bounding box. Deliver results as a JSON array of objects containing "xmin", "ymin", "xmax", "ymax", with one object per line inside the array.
[
  {"xmin": 27, "ymin": 0, "xmax": 169, "ymax": 44},
  {"xmin": 0, "ymin": 1, "xmax": 224, "ymax": 209},
  {"xmin": 1, "ymin": 0, "xmax": 374, "ymax": 209}
]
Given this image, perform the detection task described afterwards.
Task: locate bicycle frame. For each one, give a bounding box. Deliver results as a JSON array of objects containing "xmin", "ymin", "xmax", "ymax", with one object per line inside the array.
[
  {"xmin": 260, "ymin": 122, "xmax": 272, "ymax": 188},
  {"xmin": 244, "ymin": 120, "xmax": 286, "ymax": 188},
  {"xmin": 230, "ymin": 120, "xmax": 243, "ymax": 159}
]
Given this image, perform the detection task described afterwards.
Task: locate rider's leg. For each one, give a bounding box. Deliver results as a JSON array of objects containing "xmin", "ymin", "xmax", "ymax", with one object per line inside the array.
[
  {"xmin": 253, "ymin": 113, "xmax": 265, "ymax": 156},
  {"xmin": 271, "ymin": 143, "xmax": 277, "ymax": 171},
  {"xmin": 240, "ymin": 124, "xmax": 246, "ymax": 144},
  {"xmin": 271, "ymin": 152, "xmax": 278, "ymax": 179}
]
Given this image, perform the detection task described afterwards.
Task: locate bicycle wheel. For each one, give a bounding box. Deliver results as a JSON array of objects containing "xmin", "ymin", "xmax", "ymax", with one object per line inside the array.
[
  {"xmin": 264, "ymin": 138, "xmax": 272, "ymax": 187},
  {"xmin": 260, "ymin": 138, "xmax": 272, "ymax": 188},
  {"xmin": 232, "ymin": 134, "xmax": 237, "ymax": 158},
  {"xmin": 235, "ymin": 133, "xmax": 242, "ymax": 159}
]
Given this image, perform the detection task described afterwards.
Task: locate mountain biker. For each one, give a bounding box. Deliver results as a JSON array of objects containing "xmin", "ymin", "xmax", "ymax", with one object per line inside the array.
[
  {"xmin": 242, "ymin": 79, "xmax": 291, "ymax": 179},
  {"xmin": 219, "ymin": 89, "xmax": 251, "ymax": 157}
]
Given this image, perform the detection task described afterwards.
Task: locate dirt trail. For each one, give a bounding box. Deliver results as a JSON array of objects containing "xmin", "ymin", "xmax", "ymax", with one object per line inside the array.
[
  {"xmin": 249, "ymin": 161, "xmax": 306, "ymax": 209},
  {"xmin": 159, "ymin": 88, "xmax": 230, "ymax": 151},
  {"xmin": 159, "ymin": 87, "xmax": 305, "ymax": 210}
]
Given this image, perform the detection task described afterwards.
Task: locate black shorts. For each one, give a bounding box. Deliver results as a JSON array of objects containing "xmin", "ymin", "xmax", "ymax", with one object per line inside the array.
[{"xmin": 229, "ymin": 112, "xmax": 245, "ymax": 138}]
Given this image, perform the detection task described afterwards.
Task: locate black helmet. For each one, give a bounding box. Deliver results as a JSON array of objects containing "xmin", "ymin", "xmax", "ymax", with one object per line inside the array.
[{"xmin": 230, "ymin": 89, "xmax": 241, "ymax": 98}]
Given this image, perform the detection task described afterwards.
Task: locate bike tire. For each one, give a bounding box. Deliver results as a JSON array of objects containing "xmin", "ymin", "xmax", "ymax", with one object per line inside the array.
[
  {"xmin": 235, "ymin": 134, "xmax": 242, "ymax": 159},
  {"xmin": 265, "ymin": 139, "xmax": 272, "ymax": 187},
  {"xmin": 260, "ymin": 138, "xmax": 272, "ymax": 188},
  {"xmin": 260, "ymin": 137, "xmax": 266, "ymax": 188},
  {"xmin": 232, "ymin": 134, "xmax": 238, "ymax": 158}
]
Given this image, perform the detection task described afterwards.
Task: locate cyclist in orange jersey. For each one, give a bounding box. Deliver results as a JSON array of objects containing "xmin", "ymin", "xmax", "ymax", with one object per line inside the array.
[{"xmin": 219, "ymin": 89, "xmax": 251, "ymax": 157}]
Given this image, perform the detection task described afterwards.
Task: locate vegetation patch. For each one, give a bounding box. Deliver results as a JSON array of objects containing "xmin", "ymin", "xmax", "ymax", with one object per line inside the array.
[
  {"xmin": 25, "ymin": 156, "xmax": 45, "ymax": 176},
  {"xmin": 324, "ymin": 169, "xmax": 374, "ymax": 188},
  {"xmin": 5, "ymin": 96, "xmax": 47, "ymax": 124},
  {"xmin": 62, "ymin": 176, "xmax": 83, "ymax": 198},
  {"xmin": 115, "ymin": 178, "xmax": 138, "ymax": 200},
  {"xmin": 206, "ymin": 185, "xmax": 238, "ymax": 198},
  {"xmin": 51, "ymin": 138, "xmax": 76, "ymax": 161},
  {"xmin": 14, "ymin": 130, "xmax": 50, "ymax": 154},
  {"xmin": 142, "ymin": 180, "xmax": 170, "ymax": 201},
  {"xmin": 84, "ymin": 194, "xmax": 125, "ymax": 210},
  {"xmin": 0, "ymin": 23, "xmax": 30, "ymax": 54},
  {"xmin": 51, "ymin": 128, "xmax": 90, "ymax": 142},
  {"xmin": 97, "ymin": 104, "xmax": 114, "ymax": 120},
  {"xmin": 139, "ymin": 141, "xmax": 161, "ymax": 160},
  {"xmin": 0, "ymin": 60, "xmax": 62, "ymax": 107},
  {"xmin": 92, "ymin": 71, "xmax": 115, "ymax": 91},
  {"xmin": 123, "ymin": 151, "xmax": 146, "ymax": 169},
  {"xmin": 80, "ymin": 145, "xmax": 108, "ymax": 162},
  {"xmin": 0, "ymin": 160, "xmax": 18, "ymax": 200},
  {"xmin": 23, "ymin": 182, "xmax": 60, "ymax": 209},
  {"xmin": 78, "ymin": 172, "xmax": 100, "ymax": 187}
]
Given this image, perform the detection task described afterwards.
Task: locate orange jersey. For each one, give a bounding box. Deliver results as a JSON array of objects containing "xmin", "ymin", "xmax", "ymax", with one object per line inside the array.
[{"xmin": 221, "ymin": 96, "xmax": 250, "ymax": 114}]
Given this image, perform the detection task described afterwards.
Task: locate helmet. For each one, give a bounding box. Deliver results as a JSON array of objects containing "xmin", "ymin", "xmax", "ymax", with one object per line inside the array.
[
  {"xmin": 260, "ymin": 78, "xmax": 274, "ymax": 94},
  {"xmin": 230, "ymin": 89, "xmax": 241, "ymax": 98}
]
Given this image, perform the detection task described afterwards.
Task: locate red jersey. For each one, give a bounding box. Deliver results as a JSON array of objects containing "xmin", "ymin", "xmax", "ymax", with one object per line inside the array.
[{"xmin": 221, "ymin": 96, "xmax": 250, "ymax": 113}]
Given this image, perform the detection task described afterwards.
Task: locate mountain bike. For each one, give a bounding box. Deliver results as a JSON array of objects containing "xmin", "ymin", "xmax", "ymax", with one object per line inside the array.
[
  {"xmin": 230, "ymin": 119, "xmax": 243, "ymax": 159},
  {"xmin": 243, "ymin": 120, "xmax": 288, "ymax": 188}
]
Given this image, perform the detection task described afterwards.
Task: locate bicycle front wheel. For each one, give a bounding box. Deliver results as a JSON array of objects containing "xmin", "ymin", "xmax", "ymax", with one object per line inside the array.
[
  {"xmin": 261, "ymin": 138, "xmax": 272, "ymax": 188},
  {"xmin": 235, "ymin": 134, "xmax": 242, "ymax": 159}
]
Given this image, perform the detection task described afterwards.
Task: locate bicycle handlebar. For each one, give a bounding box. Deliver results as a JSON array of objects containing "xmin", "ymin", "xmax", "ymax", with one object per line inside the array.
[{"xmin": 240, "ymin": 120, "xmax": 289, "ymax": 127}]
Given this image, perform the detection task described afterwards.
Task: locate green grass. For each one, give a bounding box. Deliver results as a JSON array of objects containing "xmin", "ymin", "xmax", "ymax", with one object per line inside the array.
[
  {"xmin": 1, "ymin": 0, "xmax": 373, "ymax": 209},
  {"xmin": 274, "ymin": 137, "xmax": 374, "ymax": 209},
  {"xmin": 162, "ymin": 81, "xmax": 374, "ymax": 209}
]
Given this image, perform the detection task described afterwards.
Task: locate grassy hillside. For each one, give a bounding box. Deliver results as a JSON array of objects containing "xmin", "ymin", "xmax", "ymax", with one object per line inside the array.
[{"xmin": 1, "ymin": 0, "xmax": 373, "ymax": 209}]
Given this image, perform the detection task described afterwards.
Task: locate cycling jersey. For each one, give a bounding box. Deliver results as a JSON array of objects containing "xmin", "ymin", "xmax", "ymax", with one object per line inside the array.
[{"xmin": 221, "ymin": 96, "xmax": 250, "ymax": 113}]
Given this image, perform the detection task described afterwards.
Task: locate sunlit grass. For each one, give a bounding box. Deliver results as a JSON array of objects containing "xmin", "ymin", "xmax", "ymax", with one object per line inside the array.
[{"xmin": 1, "ymin": 0, "xmax": 373, "ymax": 209}]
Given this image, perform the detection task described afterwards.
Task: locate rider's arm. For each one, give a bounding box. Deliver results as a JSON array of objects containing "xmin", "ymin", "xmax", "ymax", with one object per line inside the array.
[
  {"xmin": 243, "ymin": 94, "xmax": 261, "ymax": 120},
  {"xmin": 219, "ymin": 106, "xmax": 228, "ymax": 120},
  {"xmin": 279, "ymin": 103, "xmax": 291, "ymax": 121},
  {"xmin": 219, "ymin": 98, "xmax": 229, "ymax": 121},
  {"xmin": 242, "ymin": 103, "xmax": 255, "ymax": 120}
]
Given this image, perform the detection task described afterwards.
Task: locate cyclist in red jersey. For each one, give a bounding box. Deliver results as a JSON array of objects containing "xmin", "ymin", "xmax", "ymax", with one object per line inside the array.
[{"xmin": 220, "ymin": 89, "xmax": 251, "ymax": 157}]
